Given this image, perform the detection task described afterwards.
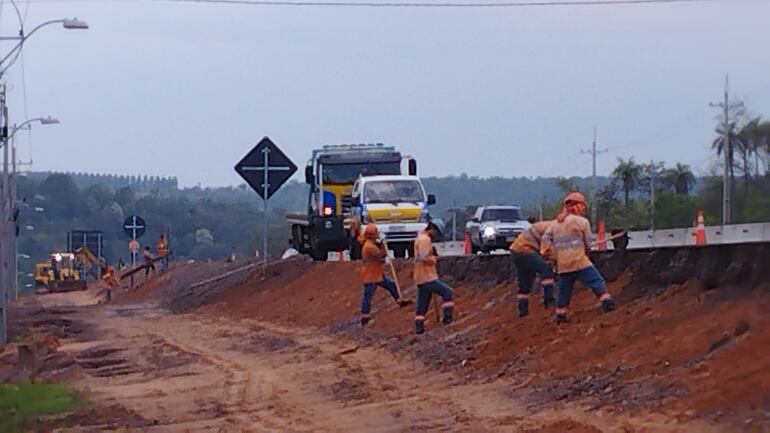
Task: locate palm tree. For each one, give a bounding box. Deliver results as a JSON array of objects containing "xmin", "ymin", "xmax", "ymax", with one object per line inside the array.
[
  {"xmin": 611, "ymin": 157, "xmax": 641, "ymax": 210},
  {"xmin": 737, "ymin": 118, "xmax": 770, "ymax": 187},
  {"xmin": 712, "ymin": 119, "xmax": 743, "ymax": 199},
  {"xmin": 669, "ymin": 162, "xmax": 696, "ymax": 195}
]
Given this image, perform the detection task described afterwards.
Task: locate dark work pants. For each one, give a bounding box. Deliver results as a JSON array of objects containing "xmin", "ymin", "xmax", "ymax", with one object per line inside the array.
[{"xmin": 360, "ymin": 276, "xmax": 400, "ymax": 316}]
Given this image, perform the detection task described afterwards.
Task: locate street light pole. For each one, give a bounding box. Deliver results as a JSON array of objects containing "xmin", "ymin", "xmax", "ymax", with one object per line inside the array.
[{"xmin": 0, "ymin": 16, "xmax": 87, "ymax": 348}]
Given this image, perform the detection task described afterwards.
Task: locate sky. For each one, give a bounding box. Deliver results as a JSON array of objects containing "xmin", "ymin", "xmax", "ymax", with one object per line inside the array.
[{"xmin": 2, "ymin": 0, "xmax": 769, "ymax": 187}]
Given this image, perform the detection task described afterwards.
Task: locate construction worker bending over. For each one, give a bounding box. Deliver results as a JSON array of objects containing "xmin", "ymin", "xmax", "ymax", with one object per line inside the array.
[
  {"xmin": 413, "ymin": 221, "xmax": 454, "ymax": 334},
  {"xmin": 542, "ymin": 192, "xmax": 615, "ymax": 324},
  {"xmin": 509, "ymin": 218, "xmax": 556, "ymax": 317},
  {"xmin": 360, "ymin": 224, "xmax": 410, "ymax": 326}
]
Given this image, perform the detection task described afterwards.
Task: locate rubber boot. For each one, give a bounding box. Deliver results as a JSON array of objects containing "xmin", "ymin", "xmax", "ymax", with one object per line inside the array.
[
  {"xmin": 517, "ymin": 298, "xmax": 529, "ymax": 317},
  {"xmin": 555, "ymin": 312, "xmax": 569, "ymax": 325},
  {"xmin": 542, "ymin": 285, "xmax": 556, "ymax": 308},
  {"xmin": 442, "ymin": 306, "xmax": 454, "ymax": 325},
  {"xmin": 601, "ymin": 298, "xmax": 616, "ymax": 312},
  {"xmin": 397, "ymin": 298, "xmax": 413, "ymax": 308},
  {"xmin": 360, "ymin": 316, "xmax": 370, "ymax": 327},
  {"xmin": 415, "ymin": 319, "xmax": 425, "ymax": 334}
]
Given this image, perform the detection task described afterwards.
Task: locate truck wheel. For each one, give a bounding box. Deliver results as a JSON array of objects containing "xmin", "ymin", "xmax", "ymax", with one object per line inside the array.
[
  {"xmin": 393, "ymin": 245, "xmax": 408, "ymax": 258},
  {"xmin": 471, "ymin": 244, "xmax": 479, "ymax": 255},
  {"xmin": 311, "ymin": 247, "xmax": 328, "ymax": 261}
]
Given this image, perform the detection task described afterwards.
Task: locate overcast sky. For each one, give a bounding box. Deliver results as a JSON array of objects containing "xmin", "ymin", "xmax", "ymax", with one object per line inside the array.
[{"xmin": 3, "ymin": 0, "xmax": 769, "ymax": 187}]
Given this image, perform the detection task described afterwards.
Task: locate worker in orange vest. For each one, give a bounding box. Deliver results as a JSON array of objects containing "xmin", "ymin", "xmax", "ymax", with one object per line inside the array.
[
  {"xmin": 509, "ymin": 218, "xmax": 556, "ymax": 317},
  {"xmin": 413, "ymin": 221, "xmax": 454, "ymax": 334},
  {"xmin": 157, "ymin": 234, "xmax": 169, "ymax": 271},
  {"xmin": 542, "ymin": 192, "xmax": 615, "ymax": 324},
  {"xmin": 359, "ymin": 224, "xmax": 410, "ymax": 326}
]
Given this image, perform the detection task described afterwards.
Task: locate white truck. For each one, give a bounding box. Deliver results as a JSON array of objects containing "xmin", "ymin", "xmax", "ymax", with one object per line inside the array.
[{"xmin": 349, "ymin": 175, "xmax": 436, "ymax": 258}]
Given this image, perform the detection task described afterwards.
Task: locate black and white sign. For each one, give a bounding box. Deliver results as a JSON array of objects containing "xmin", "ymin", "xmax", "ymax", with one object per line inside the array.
[
  {"xmin": 123, "ymin": 215, "xmax": 146, "ymax": 239},
  {"xmin": 234, "ymin": 137, "xmax": 297, "ymax": 200}
]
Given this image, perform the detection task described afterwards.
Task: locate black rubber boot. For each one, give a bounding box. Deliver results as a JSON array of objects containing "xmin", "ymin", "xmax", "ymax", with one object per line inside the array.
[
  {"xmin": 555, "ymin": 313, "xmax": 569, "ymax": 325},
  {"xmin": 442, "ymin": 307, "xmax": 454, "ymax": 325},
  {"xmin": 517, "ymin": 299, "xmax": 529, "ymax": 317},
  {"xmin": 543, "ymin": 285, "xmax": 556, "ymax": 308},
  {"xmin": 601, "ymin": 298, "xmax": 616, "ymax": 312},
  {"xmin": 415, "ymin": 320, "xmax": 425, "ymax": 334},
  {"xmin": 397, "ymin": 299, "xmax": 413, "ymax": 308},
  {"xmin": 360, "ymin": 317, "xmax": 370, "ymax": 327}
]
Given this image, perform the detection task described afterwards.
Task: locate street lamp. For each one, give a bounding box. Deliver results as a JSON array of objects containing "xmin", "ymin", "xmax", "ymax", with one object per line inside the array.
[
  {"xmin": 8, "ymin": 116, "xmax": 60, "ymax": 141},
  {"xmin": 0, "ymin": 18, "xmax": 89, "ymax": 76}
]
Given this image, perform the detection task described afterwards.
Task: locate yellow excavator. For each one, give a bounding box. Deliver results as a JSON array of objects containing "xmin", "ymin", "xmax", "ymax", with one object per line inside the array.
[
  {"xmin": 73, "ymin": 245, "xmax": 106, "ymax": 281},
  {"xmin": 34, "ymin": 252, "xmax": 88, "ymax": 293}
]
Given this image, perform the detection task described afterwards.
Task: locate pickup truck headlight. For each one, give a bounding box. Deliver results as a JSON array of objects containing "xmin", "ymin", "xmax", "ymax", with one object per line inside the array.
[{"xmin": 483, "ymin": 226, "xmax": 496, "ymax": 238}]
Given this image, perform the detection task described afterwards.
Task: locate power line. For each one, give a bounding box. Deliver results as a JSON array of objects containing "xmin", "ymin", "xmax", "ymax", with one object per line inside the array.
[{"xmin": 159, "ymin": 0, "xmax": 709, "ymax": 8}]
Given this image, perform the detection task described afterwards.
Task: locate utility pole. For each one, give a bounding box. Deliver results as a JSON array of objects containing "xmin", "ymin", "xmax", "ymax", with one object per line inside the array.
[
  {"xmin": 447, "ymin": 200, "xmax": 460, "ymax": 242},
  {"xmin": 581, "ymin": 126, "xmax": 608, "ymax": 225},
  {"xmin": 649, "ymin": 159, "xmax": 656, "ymax": 231},
  {"xmin": 0, "ymin": 83, "xmax": 7, "ymax": 347},
  {"xmin": 710, "ymin": 75, "xmax": 743, "ymax": 225}
]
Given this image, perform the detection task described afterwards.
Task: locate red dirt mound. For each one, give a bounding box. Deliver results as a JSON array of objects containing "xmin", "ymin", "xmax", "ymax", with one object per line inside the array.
[{"xmin": 198, "ymin": 252, "xmax": 770, "ymax": 430}]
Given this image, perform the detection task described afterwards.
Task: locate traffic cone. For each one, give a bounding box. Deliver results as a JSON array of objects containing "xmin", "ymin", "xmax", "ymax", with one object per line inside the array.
[
  {"xmin": 596, "ymin": 220, "xmax": 607, "ymax": 251},
  {"xmin": 693, "ymin": 210, "xmax": 707, "ymax": 246},
  {"xmin": 463, "ymin": 231, "xmax": 472, "ymax": 255}
]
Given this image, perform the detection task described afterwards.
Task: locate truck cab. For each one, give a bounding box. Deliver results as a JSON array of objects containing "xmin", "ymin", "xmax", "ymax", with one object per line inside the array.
[
  {"xmin": 349, "ymin": 175, "xmax": 436, "ymax": 258},
  {"xmin": 287, "ymin": 143, "xmax": 419, "ymax": 260}
]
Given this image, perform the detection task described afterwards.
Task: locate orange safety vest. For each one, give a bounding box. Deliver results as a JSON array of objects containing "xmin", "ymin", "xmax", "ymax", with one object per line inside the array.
[
  {"xmin": 360, "ymin": 240, "xmax": 386, "ymax": 284},
  {"xmin": 157, "ymin": 238, "xmax": 169, "ymax": 256},
  {"xmin": 413, "ymin": 232, "xmax": 438, "ymax": 285}
]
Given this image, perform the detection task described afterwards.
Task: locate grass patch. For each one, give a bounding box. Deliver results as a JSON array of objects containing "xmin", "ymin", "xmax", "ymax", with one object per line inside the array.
[{"xmin": 0, "ymin": 383, "xmax": 80, "ymax": 432}]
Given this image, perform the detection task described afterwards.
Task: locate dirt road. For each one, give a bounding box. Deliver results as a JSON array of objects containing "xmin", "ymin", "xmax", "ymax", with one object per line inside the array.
[{"xmin": 25, "ymin": 298, "xmax": 717, "ymax": 433}]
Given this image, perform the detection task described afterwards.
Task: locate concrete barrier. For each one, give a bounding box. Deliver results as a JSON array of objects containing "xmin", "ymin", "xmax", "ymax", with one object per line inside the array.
[
  {"xmin": 437, "ymin": 222, "xmax": 770, "ymax": 255},
  {"xmin": 625, "ymin": 222, "xmax": 770, "ymax": 249}
]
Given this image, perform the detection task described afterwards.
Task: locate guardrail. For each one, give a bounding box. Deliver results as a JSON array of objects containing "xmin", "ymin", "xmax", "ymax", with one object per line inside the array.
[{"xmin": 624, "ymin": 222, "xmax": 770, "ymax": 249}]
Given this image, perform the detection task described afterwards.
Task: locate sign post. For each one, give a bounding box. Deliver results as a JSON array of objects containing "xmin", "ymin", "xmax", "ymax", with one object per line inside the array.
[
  {"xmin": 235, "ymin": 137, "xmax": 296, "ymax": 267},
  {"xmin": 123, "ymin": 215, "xmax": 146, "ymax": 289}
]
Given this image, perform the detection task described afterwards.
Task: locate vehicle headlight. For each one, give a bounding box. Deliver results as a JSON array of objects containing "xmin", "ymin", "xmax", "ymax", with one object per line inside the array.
[
  {"xmin": 419, "ymin": 209, "xmax": 431, "ymax": 222},
  {"xmin": 483, "ymin": 226, "xmax": 496, "ymax": 238}
]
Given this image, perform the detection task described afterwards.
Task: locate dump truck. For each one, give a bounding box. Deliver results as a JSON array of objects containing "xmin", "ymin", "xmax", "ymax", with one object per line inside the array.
[{"xmin": 287, "ymin": 143, "xmax": 420, "ymax": 260}]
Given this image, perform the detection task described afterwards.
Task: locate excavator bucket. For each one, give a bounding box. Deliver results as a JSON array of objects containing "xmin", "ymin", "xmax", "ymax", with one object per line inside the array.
[{"xmin": 49, "ymin": 280, "xmax": 88, "ymax": 292}]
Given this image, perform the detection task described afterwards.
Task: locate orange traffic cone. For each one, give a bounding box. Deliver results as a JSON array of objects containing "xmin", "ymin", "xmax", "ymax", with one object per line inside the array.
[
  {"xmin": 693, "ymin": 210, "xmax": 707, "ymax": 246},
  {"xmin": 463, "ymin": 231, "xmax": 472, "ymax": 255},
  {"xmin": 596, "ymin": 220, "xmax": 607, "ymax": 251}
]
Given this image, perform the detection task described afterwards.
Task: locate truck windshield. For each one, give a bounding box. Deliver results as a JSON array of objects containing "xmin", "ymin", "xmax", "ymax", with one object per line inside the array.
[
  {"xmin": 482, "ymin": 208, "xmax": 522, "ymax": 222},
  {"xmin": 322, "ymin": 162, "xmax": 400, "ymax": 184},
  {"xmin": 364, "ymin": 180, "xmax": 425, "ymax": 204}
]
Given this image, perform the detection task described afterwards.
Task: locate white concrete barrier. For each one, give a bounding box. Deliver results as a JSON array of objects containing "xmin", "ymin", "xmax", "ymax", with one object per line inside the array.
[{"xmin": 624, "ymin": 222, "xmax": 770, "ymax": 249}]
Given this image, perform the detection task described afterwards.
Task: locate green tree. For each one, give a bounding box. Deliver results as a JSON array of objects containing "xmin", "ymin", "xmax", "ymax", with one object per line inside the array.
[
  {"xmin": 660, "ymin": 163, "xmax": 696, "ymax": 195},
  {"xmin": 611, "ymin": 157, "xmax": 641, "ymax": 210}
]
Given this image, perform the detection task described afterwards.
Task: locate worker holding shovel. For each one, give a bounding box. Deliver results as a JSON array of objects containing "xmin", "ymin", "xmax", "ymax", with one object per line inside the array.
[
  {"xmin": 359, "ymin": 223, "xmax": 411, "ymax": 327},
  {"xmin": 542, "ymin": 192, "xmax": 616, "ymax": 324}
]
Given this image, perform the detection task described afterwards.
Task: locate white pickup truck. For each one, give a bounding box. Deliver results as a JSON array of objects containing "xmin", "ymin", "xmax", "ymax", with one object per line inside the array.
[
  {"xmin": 349, "ymin": 175, "xmax": 436, "ymax": 258},
  {"xmin": 465, "ymin": 205, "xmax": 531, "ymax": 254}
]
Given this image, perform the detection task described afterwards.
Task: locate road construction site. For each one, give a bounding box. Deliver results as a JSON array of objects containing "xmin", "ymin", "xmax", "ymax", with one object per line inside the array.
[{"xmin": 1, "ymin": 242, "xmax": 768, "ymax": 432}]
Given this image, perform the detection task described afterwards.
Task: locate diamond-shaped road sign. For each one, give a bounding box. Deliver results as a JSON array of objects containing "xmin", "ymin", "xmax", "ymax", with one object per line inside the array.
[{"xmin": 234, "ymin": 137, "xmax": 297, "ymax": 200}]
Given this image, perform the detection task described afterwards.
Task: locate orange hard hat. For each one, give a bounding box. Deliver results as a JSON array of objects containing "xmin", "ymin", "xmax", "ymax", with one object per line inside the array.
[
  {"xmin": 363, "ymin": 223, "xmax": 379, "ymax": 239},
  {"xmin": 564, "ymin": 192, "xmax": 587, "ymax": 206}
]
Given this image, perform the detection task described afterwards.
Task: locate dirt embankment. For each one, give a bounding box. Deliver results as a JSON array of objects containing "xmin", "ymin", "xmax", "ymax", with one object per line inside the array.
[{"xmin": 196, "ymin": 243, "xmax": 770, "ymax": 431}]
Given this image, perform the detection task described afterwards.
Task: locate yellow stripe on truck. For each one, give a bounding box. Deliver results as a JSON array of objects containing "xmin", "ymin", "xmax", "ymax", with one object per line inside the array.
[{"xmin": 367, "ymin": 207, "xmax": 422, "ymax": 223}]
